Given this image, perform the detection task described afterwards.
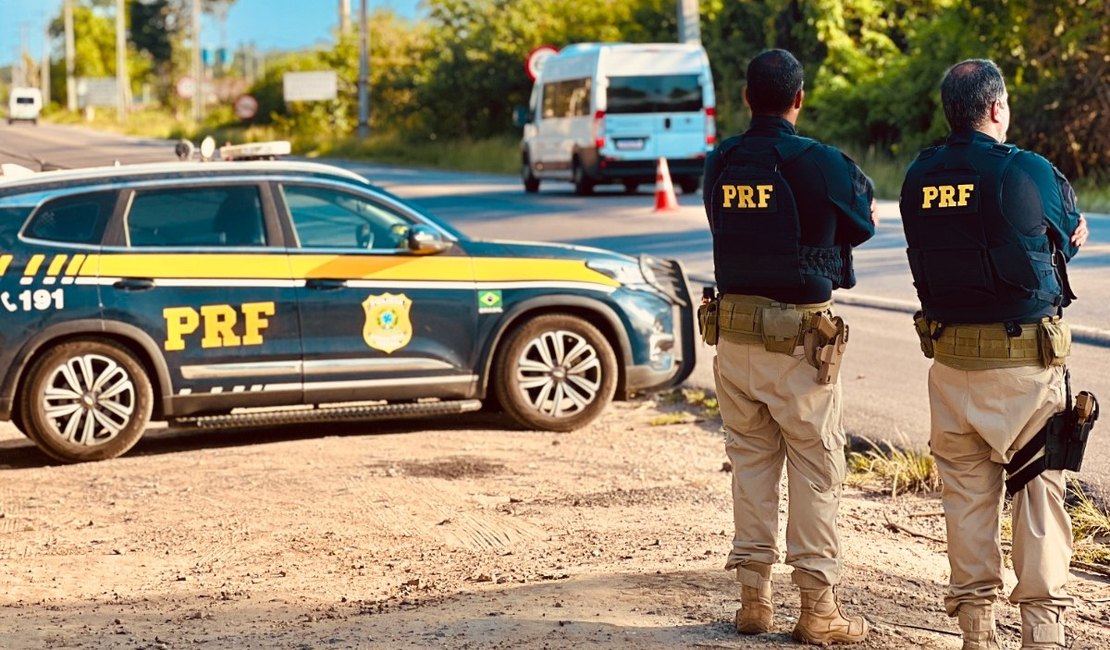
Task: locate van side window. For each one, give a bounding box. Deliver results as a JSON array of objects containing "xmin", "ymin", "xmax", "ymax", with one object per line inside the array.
[
  {"xmin": 541, "ymin": 78, "xmax": 591, "ymax": 118},
  {"xmin": 607, "ymin": 74, "xmax": 703, "ymax": 113}
]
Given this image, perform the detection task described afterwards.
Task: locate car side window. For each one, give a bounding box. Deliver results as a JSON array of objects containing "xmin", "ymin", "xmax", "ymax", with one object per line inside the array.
[
  {"xmin": 126, "ymin": 185, "xmax": 266, "ymax": 247},
  {"xmin": 281, "ymin": 184, "xmax": 412, "ymax": 250},
  {"xmin": 25, "ymin": 191, "xmax": 116, "ymax": 245}
]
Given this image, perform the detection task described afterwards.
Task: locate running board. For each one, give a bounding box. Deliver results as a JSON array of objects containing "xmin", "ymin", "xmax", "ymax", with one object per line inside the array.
[{"xmin": 173, "ymin": 399, "xmax": 483, "ymax": 429}]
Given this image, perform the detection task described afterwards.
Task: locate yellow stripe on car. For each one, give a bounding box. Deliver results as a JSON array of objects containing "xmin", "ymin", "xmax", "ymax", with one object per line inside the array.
[
  {"xmin": 45, "ymin": 254, "xmax": 68, "ymax": 277},
  {"xmin": 91, "ymin": 253, "xmax": 619, "ymax": 287},
  {"xmin": 64, "ymin": 254, "xmax": 87, "ymax": 276},
  {"xmin": 0, "ymin": 254, "xmax": 11, "ymax": 277},
  {"xmin": 21, "ymin": 253, "xmax": 45, "ymax": 284},
  {"xmin": 92, "ymin": 254, "xmax": 292, "ymax": 279}
]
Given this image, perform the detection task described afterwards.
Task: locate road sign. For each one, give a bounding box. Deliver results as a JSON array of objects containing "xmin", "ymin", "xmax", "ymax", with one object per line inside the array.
[
  {"xmin": 176, "ymin": 76, "xmax": 196, "ymax": 99},
  {"xmin": 76, "ymin": 77, "xmax": 118, "ymax": 108},
  {"xmin": 525, "ymin": 46, "xmax": 559, "ymax": 81},
  {"xmin": 283, "ymin": 71, "xmax": 338, "ymax": 102},
  {"xmin": 234, "ymin": 94, "xmax": 259, "ymax": 120}
]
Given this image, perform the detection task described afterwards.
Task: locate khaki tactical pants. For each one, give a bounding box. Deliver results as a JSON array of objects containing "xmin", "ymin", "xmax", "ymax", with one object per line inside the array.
[
  {"xmin": 716, "ymin": 338, "xmax": 845, "ymax": 587},
  {"xmin": 928, "ymin": 362, "xmax": 1074, "ymax": 616}
]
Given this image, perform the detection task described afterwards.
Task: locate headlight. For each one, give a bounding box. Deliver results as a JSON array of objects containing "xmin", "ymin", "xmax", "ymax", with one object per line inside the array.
[{"xmin": 586, "ymin": 258, "xmax": 653, "ymax": 289}]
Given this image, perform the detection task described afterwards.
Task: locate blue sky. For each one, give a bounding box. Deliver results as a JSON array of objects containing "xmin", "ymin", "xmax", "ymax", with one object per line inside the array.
[{"xmin": 0, "ymin": 0, "xmax": 423, "ymax": 68}]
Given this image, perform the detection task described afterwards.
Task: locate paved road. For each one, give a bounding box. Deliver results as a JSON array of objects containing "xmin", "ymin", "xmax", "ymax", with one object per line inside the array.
[{"xmin": 3, "ymin": 122, "xmax": 1109, "ymax": 492}]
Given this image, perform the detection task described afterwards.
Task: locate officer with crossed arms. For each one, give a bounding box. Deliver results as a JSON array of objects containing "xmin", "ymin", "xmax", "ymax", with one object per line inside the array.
[
  {"xmin": 701, "ymin": 49, "xmax": 876, "ymax": 645},
  {"xmin": 901, "ymin": 59, "xmax": 1092, "ymax": 650}
]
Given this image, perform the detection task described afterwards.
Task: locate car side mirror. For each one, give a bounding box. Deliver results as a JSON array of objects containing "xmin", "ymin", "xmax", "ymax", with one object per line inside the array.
[
  {"xmin": 407, "ymin": 225, "xmax": 451, "ymax": 255},
  {"xmin": 512, "ymin": 105, "xmax": 531, "ymax": 129}
]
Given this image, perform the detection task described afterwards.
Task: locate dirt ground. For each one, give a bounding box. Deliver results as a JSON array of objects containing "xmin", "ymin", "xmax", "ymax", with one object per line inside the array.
[{"xmin": 1, "ymin": 397, "xmax": 1108, "ymax": 650}]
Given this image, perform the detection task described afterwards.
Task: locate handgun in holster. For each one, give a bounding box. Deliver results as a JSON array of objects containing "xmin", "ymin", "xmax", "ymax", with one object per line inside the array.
[
  {"xmin": 804, "ymin": 312, "xmax": 848, "ymax": 384},
  {"xmin": 1005, "ymin": 383, "xmax": 1099, "ymax": 495},
  {"xmin": 912, "ymin": 310, "xmax": 937, "ymax": 359},
  {"xmin": 697, "ymin": 287, "xmax": 719, "ymax": 346}
]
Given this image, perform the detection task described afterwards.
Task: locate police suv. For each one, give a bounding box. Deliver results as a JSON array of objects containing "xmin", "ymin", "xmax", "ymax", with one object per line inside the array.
[{"xmin": 0, "ymin": 148, "xmax": 695, "ymax": 462}]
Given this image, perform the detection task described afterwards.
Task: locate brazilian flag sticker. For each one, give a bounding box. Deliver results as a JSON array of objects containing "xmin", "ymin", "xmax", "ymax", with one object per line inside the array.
[{"xmin": 478, "ymin": 289, "xmax": 503, "ymax": 314}]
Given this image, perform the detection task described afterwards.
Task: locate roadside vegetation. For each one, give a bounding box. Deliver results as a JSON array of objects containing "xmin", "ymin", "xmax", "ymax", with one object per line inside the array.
[{"xmin": 7, "ymin": 1, "xmax": 1105, "ymax": 209}]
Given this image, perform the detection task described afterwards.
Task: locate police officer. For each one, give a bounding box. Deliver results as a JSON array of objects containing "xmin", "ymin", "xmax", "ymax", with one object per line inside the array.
[
  {"xmin": 900, "ymin": 59, "xmax": 1089, "ymax": 650},
  {"xmin": 703, "ymin": 49, "xmax": 876, "ymax": 645}
]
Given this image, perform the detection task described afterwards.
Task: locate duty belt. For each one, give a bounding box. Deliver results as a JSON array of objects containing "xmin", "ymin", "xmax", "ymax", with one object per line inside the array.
[
  {"xmin": 932, "ymin": 323, "xmax": 1041, "ymax": 370},
  {"xmin": 922, "ymin": 315, "xmax": 1072, "ymax": 370},
  {"xmin": 718, "ymin": 294, "xmax": 832, "ymax": 351}
]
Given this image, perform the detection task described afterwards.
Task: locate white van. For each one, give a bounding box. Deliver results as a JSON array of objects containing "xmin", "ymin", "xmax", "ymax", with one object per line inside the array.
[
  {"xmin": 518, "ymin": 43, "xmax": 716, "ymax": 195},
  {"xmin": 7, "ymin": 87, "xmax": 43, "ymax": 125}
]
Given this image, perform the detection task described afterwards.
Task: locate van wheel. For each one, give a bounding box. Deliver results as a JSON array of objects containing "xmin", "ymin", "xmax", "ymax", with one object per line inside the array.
[
  {"xmin": 679, "ymin": 177, "xmax": 700, "ymax": 195},
  {"xmin": 522, "ymin": 155, "xmax": 540, "ymax": 193},
  {"xmin": 20, "ymin": 339, "xmax": 153, "ymax": 463},
  {"xmin": 572, "ymin": 159, "xmax": 594, "ymax": 196},
  {"xmin": 623, "ymin": 181, "xmax": 639, "ymax": 194},
  {"xmin": 493, "ymin": 314, "xmax": 617, "ymax": 432}
]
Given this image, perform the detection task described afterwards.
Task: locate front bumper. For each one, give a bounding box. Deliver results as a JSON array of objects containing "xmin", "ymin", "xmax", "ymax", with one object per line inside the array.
[{"xmin": 622, "ymin": 258, "xmax": 697, "ymax": 397}]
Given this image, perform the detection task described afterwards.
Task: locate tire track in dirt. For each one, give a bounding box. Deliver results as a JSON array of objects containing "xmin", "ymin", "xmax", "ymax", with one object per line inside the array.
[{"xmin": 349, "ymin": 474, "xmax": 546, "ymax": 551}]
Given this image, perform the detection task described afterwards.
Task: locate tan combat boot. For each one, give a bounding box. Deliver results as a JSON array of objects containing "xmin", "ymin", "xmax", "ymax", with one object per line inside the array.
[
  {"xmin": 734, "ymin": 562, "xmax": 773, "ymax": 634},
  {"xmin": 1019, "ymin": 605, "xmax": 1066, "ymax": 649},
  {"xmin": 790, "ymin": 571, "xmax": 868, "ymax": 645},
  {"xmin": 957, "ymin": 605, "xmax": 1000, "ymax": 650}
]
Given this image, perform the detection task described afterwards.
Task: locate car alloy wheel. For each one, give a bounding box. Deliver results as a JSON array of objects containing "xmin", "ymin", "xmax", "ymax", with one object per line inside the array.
[
  {"xmin": 494, "ymin": 314, "xmax": 616, "ymax": 432},
  {"xmin": 22, "ymin": 339, "xmax": 153, "ymax": 462}
]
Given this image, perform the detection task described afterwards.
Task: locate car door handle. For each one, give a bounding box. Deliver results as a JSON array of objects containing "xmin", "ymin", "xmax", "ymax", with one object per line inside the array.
[
  {"xmin": 112, "ymin": 278, "xmax": 155, "ymax": 291},
  {"xmin": 305, "ymin": 279, "xmax": 347, "ymax": 291}
]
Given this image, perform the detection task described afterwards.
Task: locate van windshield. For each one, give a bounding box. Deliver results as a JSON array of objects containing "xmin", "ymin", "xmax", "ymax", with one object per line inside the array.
[
  {"xmin": 15, "ymin": 97, "xmax": 35, "ymax": 105},
  {"xmin": 606, "ymin": 74, "xmax": 702, "ymax": 114}
]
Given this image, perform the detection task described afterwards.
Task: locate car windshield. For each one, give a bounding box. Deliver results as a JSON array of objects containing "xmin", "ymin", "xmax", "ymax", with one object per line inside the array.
[{"xmin": 606, "ymin": 74, "xmax": 703, "ymax": 114}]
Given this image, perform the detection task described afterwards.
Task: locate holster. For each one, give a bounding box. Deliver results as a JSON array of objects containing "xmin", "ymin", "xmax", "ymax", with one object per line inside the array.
[
  {"xmin": 697, "ymin": 297, "xmax": 719, "ymax": 346},
  {"xmin": 912, "ymin": 310, "xmax": 936, "ymax": 359},
  {"xmin": 803, "ymin": 312, "xmax": 848, "ymax": 384},
  {"xmin": 1005, "ymin": 377, "xmax": 1100, "ymax": 495}
]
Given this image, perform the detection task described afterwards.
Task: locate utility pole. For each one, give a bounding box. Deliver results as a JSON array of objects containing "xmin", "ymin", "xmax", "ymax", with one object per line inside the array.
[
  {"xmin": 115, "ymin": 0, "xmax": 128, "ymax": 122},
  {"xmin": 65, "ymin": 0, "xmax": 76, "ymax": 111},
  {"xmin": 357, "ymin": 0, "xmax": 369, "ymax": 138},
  {"xmin": 339, "ymin": 0, "xmax": 351, "ymax": 35},
  {"xmin": 18, "ymin": 22, "xmax": 29, "ymax": 86},
  {"xmin": 41, "ymin": 19, "xmax": 51, "ymax": 105},
  {"xmin": 677, "ymin": 0, "xmax": 701, "ymax": 45},
  {"xmin": 192, "ymin": 0, "xmax": 202, "ymax": 122}
]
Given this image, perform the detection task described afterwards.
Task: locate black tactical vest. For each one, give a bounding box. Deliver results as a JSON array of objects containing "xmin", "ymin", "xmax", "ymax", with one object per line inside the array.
[
  {"xmin": 902, "ymin": 138, "xmax": 1063, "ymax": 323},
  {"xmin": 709, "ymin": 136, "xmax": 847, "ymax": 292}
]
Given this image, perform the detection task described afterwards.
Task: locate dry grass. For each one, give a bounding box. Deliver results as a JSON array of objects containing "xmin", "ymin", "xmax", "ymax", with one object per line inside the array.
[
  {"xmin": 649, "ymin": 388, "xmax": 719, "ymax": 427},
  {"xmin": 846, "ymin": 435, "xmax": 942, "ymax": 497}
]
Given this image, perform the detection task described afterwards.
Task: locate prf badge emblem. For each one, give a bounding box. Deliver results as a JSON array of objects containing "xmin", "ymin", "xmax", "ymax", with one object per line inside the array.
[{"xmin": 362, "ymin": 293, "xmax": 413, "ymax": 353}]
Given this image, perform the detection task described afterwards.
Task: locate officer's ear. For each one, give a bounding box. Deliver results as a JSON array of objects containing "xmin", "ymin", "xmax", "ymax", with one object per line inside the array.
[
  {"xmin": 794, "ymin": 89, "xmax": 805, "ymax": 110},
  {"xmin": 742, "ymin": 85, "xmax": 751, "ymax": 109}
]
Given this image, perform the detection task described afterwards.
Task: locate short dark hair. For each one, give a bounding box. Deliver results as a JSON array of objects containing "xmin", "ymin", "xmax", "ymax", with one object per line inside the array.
[
  {"xmin": 940, "ymin": 59, "xmax": 1007, "ymax": 131},
  {"xmin": 745, "ymin": 49, "xmax": 804, "ymax": 115}
]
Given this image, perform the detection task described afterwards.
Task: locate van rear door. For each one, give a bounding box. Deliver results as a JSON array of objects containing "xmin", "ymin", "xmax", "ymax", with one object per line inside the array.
[{"xmin": 603, "ymin": 74, "xmax": 707, "ymax": 161}]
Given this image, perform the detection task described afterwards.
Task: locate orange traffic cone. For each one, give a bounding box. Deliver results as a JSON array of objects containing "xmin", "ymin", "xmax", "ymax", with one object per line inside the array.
[{"xmin": 654, "ymin": 157, "xmax": 679, "ymax": 211}]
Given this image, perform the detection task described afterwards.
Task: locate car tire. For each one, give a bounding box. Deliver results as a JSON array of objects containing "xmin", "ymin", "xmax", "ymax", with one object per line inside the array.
[
  {"xmin": 679, "ymin": 177, "xmax": 700, "ymax": 195},
  {"xmin": 493, "ymin": 314, "xmax": 617, "ymax": 432},
  {"xmin": 522, "ymin": 154, "xmax": 540, "ymax": 193},
  {"xmin": 20, "ymin": 339, "xmax": 153, "ymax": 463},
  {"xmin": 572, "ymin": 159, "xmax": 594, "ymax": 196}
]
